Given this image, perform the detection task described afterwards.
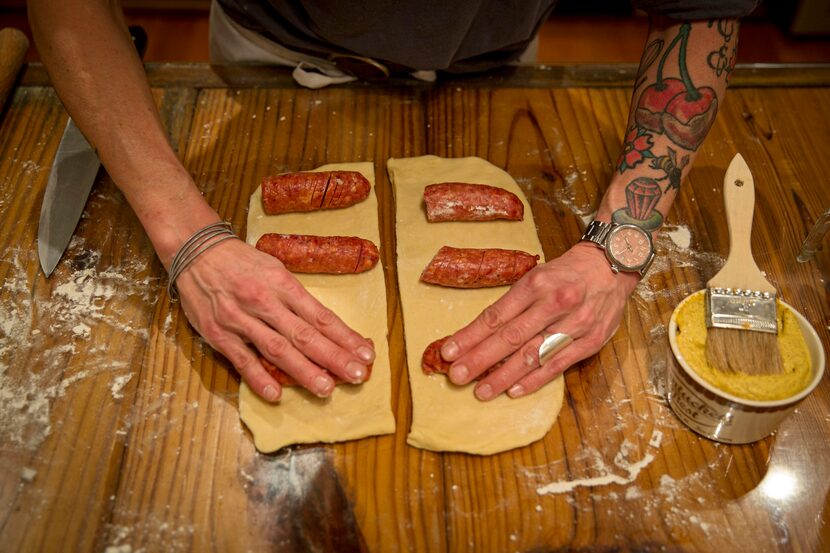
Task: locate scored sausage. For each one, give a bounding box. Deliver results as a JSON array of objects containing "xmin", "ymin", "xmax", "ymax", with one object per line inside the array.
[
  {"xmin": 423, "ymin": 183, "xmax": 524, "ymax": 222},
  {"xmin": 262, "ymin": 170, "xmax": 370, "ymax": 214},
  {"xmin": 261, "ymin": 339, "xmax": 375, "ymax": 387},
  {"xmin": 422, "ymin": 336, "xmax": 501, "ymax": 379},
  {"xmin": 420, "ymin": 246, "xmax": 539, "ymax": 288},
  {"xmin": 256, "ymin": 233, "xmax": 379, "ymax": 274}
]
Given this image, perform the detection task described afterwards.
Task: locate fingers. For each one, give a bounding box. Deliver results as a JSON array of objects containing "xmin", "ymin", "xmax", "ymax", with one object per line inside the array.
[
  {"xmin": 207, "ymin": 330, "xmax": 283, "ymax": 403},
  {"xmin": 243, "ymin": 305, "xmax": 369, "ymax": 387},
  {"xmin": 271, "ymin": 270, "xmax": 376, "ymax": 364},
  {"xmin": 177, "ymin": 242, "xmax": 374, "ymax": 399},
  {"xmin": 445, "ymin": 302, "xmax": 564, "ymax": 385},
  {"xmin": 440, "ymin": 268, "xmax": 585, "ymax": 367},
  {"xmin": 506, "ymin": 341, "xmax": 597, "ymax": 398}
]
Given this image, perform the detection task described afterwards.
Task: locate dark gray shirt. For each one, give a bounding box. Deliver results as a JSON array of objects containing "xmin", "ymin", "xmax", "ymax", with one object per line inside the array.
[{"xmin": 217, "ymin": 0, "xmax": 760, "ymax": 72}]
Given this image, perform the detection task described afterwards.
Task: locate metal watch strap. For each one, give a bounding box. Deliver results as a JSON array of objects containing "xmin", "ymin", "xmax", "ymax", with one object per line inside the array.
[{"xmin": 581, "ymin": 220, "xmax": 612, "ymax": 249}]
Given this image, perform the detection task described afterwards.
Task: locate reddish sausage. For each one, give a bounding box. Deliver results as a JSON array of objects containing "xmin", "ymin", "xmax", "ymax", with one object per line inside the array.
[
  {"xmin": 261, "ymin": 339, "xmax": 375, "ymax": 386},
  {"xmin": 422, "ymin": 336, "xmax": 501, "ymax": 379},
  {"xmin": 423, "ymin": 183, "xmax": 523, "ymax": 222},
  {"xmin": 262, "ymin": 171, "xmax": 370, "ymax": 214},
  {"xmin": 420, "ymin": 246, "xmax": 538, "ymax": 288},
  {"xmin": 256, "ymin": 233, "xmax": 379, "ymax": 274}
]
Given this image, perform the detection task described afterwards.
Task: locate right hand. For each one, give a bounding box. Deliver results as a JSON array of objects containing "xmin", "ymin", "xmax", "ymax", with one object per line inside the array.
[{"xmin": 174, "ymin": 238, "xmax": 375, "ymax": 402}]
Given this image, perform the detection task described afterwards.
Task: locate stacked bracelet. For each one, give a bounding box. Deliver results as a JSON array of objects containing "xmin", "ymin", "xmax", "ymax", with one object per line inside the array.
[{"xmin": 167, "ymin": 221, "xmax": 238, "ymax": 299}]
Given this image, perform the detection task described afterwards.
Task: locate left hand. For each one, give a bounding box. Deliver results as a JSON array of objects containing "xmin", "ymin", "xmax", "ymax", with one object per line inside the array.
[{"xmin": 438, "ymin": 242, "xmax": 640, "ymax": 400}]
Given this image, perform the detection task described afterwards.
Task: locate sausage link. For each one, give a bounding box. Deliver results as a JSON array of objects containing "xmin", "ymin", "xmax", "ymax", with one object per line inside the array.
[
  {"xmin": 422, "ymin": 336, "xmax": 501, "ymax": 379},
  {"xmin": 420, "ymin": 246, "xmax": 538, "ymax": 288},
  {"xmin": 423, "ymin": 183, "xmax": 523, "ymax": 222},
  {"xmin": 256, "ymin": 234, "xmax": 379, "ymax": 274},
  {"xmin": 262, "ymin": 171, "xmax": 370, "ymax": 214}
]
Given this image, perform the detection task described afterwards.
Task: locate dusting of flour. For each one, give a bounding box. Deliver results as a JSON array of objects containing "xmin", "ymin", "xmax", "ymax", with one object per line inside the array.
[{"xmin": 0, "ymin": 240, "xmax": 159, "ymax": 453}]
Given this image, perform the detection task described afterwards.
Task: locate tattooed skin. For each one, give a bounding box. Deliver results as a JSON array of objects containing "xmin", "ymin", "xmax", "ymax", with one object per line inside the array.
[
  {"xmin": 707, "ymin": 19, "xmax": 738, "ymax": 82},
  {"xmin": 611, "ymin": 20, "xmax": 733, "ymax": 231}
]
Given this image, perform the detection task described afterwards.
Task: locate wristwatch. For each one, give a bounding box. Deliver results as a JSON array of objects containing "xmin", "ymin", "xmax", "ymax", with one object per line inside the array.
[{"xmin": 580, "ymin": 220, "xmax": 655, "ymax": 277}]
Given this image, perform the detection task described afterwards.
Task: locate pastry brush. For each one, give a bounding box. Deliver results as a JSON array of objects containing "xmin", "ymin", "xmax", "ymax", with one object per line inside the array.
[{"xmin": 705, "ymin": 153, "xmax": 783, "ymax": 375}]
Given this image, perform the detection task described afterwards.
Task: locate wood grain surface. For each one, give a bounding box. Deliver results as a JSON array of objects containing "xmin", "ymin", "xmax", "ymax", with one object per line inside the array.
[{"xmin": 0, "ymin": 65, "xmax": 828, "ymax": 552}]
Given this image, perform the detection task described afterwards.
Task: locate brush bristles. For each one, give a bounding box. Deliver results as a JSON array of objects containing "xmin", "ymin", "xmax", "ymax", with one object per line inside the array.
[{"xmin": 705, "ymin": 327, "xmax": 784, "ymax": 376}]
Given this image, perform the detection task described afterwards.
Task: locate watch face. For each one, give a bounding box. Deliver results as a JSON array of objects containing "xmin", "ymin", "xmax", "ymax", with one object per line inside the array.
[{"xmin": 606, "ymin": 225, "xmax": 652, "ymax": 271}]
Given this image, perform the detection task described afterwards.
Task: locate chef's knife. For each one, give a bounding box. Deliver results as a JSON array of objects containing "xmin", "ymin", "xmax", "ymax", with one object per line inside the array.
[{"xmin": 38, "ymin": 26, "xmax": 147, "ymax": 277}]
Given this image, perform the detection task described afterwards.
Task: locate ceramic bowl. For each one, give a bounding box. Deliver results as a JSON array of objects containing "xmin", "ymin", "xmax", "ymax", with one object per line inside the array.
[{"xmin": 667, "ymin": 290, "xmax": 825, "ymax": 444}]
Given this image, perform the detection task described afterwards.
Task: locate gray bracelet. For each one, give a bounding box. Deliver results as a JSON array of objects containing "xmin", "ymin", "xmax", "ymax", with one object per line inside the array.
[{"xmin": 167, "ymin": 221, "xmax": 238, "ymax": 299}]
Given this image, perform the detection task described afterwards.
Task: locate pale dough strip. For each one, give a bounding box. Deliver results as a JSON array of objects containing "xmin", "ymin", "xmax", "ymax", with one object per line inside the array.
[
  {"xmin": 242, "ymin": 162, "xmax": 395, "ymax": 453},
  {"xmin": 388, "ymin": 155, "xmax": 564, "ymax": 455}
]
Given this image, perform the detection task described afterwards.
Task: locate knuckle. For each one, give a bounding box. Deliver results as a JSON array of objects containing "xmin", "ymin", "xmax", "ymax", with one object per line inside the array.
[
  {"xmin": 265, "ymin": 334, "xmax": 289, "ymax": 358},
  {"xmin": 524, "ymin": 269, "xmax": 548, "ymax": 291},
  {"xmin": 199, "ymin": 320, "xmax": 224, "ymax": 343},
  {"xmin": 275, "ymin": 271, "xmax": 303, "ymax": 296},
  {"xmin": 314, "ymin": 306, "xmax": 337, "ymax": 327},
  {"xmin": 234, "ymin": 354, "xmax": 260, "ymax": 377},
  {"xmin": 238, "ymin": 282, "xmax": 268, "ymax": 305},
  {"xmin": 553, "ymin": 285, "xmax": 583, "ymax": 310},
  {"xmin": 292, "ymin": 324, "xmax": 318, "ymax": 347},
  {"xmin": 480, "ymin": 305, "xmax": 504, "ymax": 330},
  {"xmin": 498, "ymin": 324, "xmax": 525, "ymax": 348}
]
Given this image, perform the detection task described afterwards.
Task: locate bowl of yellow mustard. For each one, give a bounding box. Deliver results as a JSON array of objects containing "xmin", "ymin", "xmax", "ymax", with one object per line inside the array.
[{"xmin": 667, "ymin": 289, "xmax": 825, "ymax": 444}]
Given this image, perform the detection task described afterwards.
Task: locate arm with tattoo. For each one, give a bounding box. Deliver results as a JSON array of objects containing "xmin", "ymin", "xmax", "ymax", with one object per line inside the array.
[
  {"xmin": 439, "ymin": 16, "xmax": 739, "ymax": 401},
  {"xmin": 602, "ymin": 17, "xmax": 737, "ymax": 232}
]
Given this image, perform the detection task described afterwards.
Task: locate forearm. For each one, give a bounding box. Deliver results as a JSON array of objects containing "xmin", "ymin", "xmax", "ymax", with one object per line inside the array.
[
  {"xmin": 28, "ymin": 0, "xmax": 219, "ymax": 267},
  {"xmin": 596, "ymin": 16, "xmax": 737, "ymax": 234}
]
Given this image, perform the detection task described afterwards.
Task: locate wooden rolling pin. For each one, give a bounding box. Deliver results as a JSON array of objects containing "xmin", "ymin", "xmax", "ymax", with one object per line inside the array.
[{"xmin": 0, "ymin": 28, "xmax": 30, "ymax": 113}]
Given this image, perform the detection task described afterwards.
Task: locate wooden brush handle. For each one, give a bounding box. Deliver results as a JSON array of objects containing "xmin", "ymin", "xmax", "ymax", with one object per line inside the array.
[{"xmin": 708, "ymin": 153, "xmax": 776, "ymax": 293}]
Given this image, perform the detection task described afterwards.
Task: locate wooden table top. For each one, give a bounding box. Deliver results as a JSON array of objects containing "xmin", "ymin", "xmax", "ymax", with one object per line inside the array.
[{"xmin": 1, "ymin": 63, "xmax": 829, "ymax": 553}]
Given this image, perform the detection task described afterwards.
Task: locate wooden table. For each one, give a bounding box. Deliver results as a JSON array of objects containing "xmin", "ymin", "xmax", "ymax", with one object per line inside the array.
[{"xmin": 1, "ymin": 63, "xmax": 829, "ymax": 552}]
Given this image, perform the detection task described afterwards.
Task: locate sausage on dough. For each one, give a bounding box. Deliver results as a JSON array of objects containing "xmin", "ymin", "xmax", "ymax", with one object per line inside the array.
[
  {"xmin": 262, "ymin": 171, "xmax": 370, "ymax": 214},
  {"xmin": 256, "ymin": 234, "xmax": 379, "ymax": 274},
  {"xmin": 422, "ymin": 336, "xmax": 501, "ymax": 379},
  {"xmin": 423, "ymin": 183, "xmax": 523, "ymax": 222},
  {"xmin": 420, "ymin": 246, "xmax": 538, "ymax": 288}
]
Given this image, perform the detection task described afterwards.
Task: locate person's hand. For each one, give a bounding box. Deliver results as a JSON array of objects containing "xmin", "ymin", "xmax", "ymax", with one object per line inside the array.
[
  {"xmin": 438, "ymin": 242, "xmax": 640, "ymax": 400},
  {"xmin": 174, "ymin": 239, "xmax": 375, "ymax": 402}
]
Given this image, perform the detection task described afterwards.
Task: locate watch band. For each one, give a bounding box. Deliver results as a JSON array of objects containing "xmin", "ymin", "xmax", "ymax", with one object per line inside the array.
[{"xmin": 581, "ymin": 220, "xmax": 613, "ymax": 247}]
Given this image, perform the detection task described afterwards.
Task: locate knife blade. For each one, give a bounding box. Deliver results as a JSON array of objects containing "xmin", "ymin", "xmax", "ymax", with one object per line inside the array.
[
  {"xmin": 37, "ymin": 119, "xmax": 101, "ymax": 276},
  {"xmin": 37, "ymin": 25, "xmax": 147, "ymax": 277}
]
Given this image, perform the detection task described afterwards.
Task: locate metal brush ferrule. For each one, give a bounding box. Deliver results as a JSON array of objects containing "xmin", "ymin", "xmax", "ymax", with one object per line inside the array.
[{"xmin": 705, "ymin": 287, "xmax": 778, "ymax": 333}]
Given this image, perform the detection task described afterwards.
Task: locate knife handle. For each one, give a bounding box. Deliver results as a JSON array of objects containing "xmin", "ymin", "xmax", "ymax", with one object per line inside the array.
[{"xmin": 0, "ymin": 28, "xmax": 29, "ymax": 114}]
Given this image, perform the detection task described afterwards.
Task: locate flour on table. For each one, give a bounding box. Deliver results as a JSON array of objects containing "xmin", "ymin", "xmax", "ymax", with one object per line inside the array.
[
  {"xmin": 0, "ymin": 241, "xmax": 157, "ymax": 453},
  {"xmin": 536, "ymin": 429, "xmax": 663, "ymax": 495}
]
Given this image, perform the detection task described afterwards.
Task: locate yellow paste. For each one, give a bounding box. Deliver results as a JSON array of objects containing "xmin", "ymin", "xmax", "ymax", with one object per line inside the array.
[{"xmin": 675, "ymin": 292, "xmax": 812, "ymax": 401}]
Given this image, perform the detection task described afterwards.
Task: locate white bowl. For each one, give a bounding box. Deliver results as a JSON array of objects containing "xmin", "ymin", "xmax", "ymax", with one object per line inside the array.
[{"xmin": 667, "ymin": 290, "xmax": 825, "ymax": 444}]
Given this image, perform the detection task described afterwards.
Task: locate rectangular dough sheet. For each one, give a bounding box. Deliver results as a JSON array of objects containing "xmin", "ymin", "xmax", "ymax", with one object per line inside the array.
[
  {"xmin": 389, "ymin": 155, "xmax": 564, "ymax": 455},
  {"xmin": 242, "ymin": 162, "xmax": 395, "ymax": 453}
]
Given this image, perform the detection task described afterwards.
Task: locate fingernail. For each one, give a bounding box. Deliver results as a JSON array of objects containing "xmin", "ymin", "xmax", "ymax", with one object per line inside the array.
[
  {"xmin": 508, "ymin": 384, "xmax": 525, "ymax": 398},
  {"xmin": 346, "ymin": 361, "xmax": 366, "ymax": 382},
  {"xmin": 442, "ymin": 340, "xmax": 460, "ymax": 360},
  {"xmin": 449, "ymin": 364, "xmax": 469, "ymax": 384},
  {"xmin": 314, "ymin": 375, "xmax": 334, "ymax": 396},
  {"xmin": 475, "ymin": 383, "xmax": 493, "ymax": 401},
  {"xmin": 356, "ymin": 346, "xmax": 375, "ymax": 363},
  {"xmin": 263, "ymin": 385, "xmax": 280, "ymax": 402}
]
